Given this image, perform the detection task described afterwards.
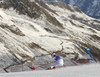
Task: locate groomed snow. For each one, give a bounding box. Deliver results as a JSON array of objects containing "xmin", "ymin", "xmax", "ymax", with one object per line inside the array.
[{"xmin": 0, "ymin": 63, "xmax": 100, "ymax": 77}]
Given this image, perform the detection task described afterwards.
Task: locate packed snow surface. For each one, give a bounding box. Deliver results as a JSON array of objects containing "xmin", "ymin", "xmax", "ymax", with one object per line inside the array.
[{"xmin": 0, "ymin": 63, "xmax": 100, "ymax": 77}]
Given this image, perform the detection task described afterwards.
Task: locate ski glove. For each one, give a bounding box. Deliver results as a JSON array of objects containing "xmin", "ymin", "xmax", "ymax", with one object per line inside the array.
[{"xmin": 48, "ymin": 61, "xmax": 50, "ymax": 64}]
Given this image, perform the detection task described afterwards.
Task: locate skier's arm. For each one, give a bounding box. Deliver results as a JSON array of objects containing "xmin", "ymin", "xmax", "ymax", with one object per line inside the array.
[
  {"xmin": 50, "ymin": 57, "xmax": 55, "ymax": 63},
  {"xmin": 47, "ymin": 57, "xmax": 55, "ymax": 64}
]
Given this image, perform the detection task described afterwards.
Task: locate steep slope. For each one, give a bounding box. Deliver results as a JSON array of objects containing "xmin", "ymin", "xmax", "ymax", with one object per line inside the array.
[
  {"xmin": 0, "ymin": 0, "xmax": 100, "ymax": 73},
  {"xmin": 45, "ymin": 1, "xmax": 100, "ymax": 56},
  {"xmin": 45, "ymin": 1, "xmax": 100, "ymax": 31}
]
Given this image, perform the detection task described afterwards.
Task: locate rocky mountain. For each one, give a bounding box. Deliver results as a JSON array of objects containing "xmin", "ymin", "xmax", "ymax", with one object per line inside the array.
[
  {"xmin": 45, "ymin": 0, "xmax": 100, "ymax": 19},
  {"xmin": 0, "ymin": 0, "xmax": 100, "ymax": 73},
  {"xmin": 66, "ymin": 0, "xmax": 100, "ymax": 19}
]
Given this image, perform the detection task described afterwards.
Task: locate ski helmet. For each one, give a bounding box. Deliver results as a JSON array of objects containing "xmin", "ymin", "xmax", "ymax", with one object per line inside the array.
[{"xmin": 51, "ymin": 53, "xmax": 55, "ymax": 57}]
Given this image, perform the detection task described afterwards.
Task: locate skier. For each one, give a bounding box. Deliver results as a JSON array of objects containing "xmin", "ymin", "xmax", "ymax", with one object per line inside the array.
[{"xmin": 47, "ymin": 53, "xmax": 64, "ymax": 69}]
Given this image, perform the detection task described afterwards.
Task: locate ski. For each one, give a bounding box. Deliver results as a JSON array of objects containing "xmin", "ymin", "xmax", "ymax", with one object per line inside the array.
[
  {"xmin": 46, "ymin": 67, "xmax": 55, "ymax": 70},
  {"xmin": 46, "ymin": 65, "xmax": 65, "ymax": 70},
  {"xmin": 28, "ymin": 66, "xmax": 41, "ymax": 70}
]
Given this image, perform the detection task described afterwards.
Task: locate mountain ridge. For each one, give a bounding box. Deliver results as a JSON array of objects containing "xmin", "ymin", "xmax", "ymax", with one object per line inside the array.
[{"xmin": 45, "ymin": 0, "xmax": 100, "ymax": 19}]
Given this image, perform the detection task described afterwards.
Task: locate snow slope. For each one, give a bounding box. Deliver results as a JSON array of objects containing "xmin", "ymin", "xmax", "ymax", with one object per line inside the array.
[{"xmin": 0, "ymin": 63, "xmax": 100, "ymax": 77}]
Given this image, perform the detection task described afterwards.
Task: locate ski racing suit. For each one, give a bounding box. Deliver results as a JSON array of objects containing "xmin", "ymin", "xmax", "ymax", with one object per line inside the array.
[{"xmin": 50, "ymin": 56, "xmax": 64, "ymax": 68}]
